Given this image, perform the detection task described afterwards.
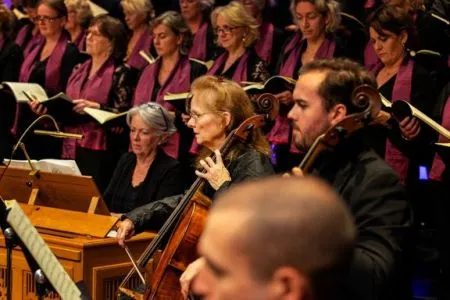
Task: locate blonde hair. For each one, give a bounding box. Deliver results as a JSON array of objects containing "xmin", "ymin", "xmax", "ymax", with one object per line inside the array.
[
  {"xmin": 64, "ymin": 0, "xmax": 93, "ymax": 28},
  {"xmin": 189, "ymin": 75, "xmax": 270, "ymax": 165},
  {"xmin": 121, "ymin": 0, "xmax": 154, "ymax": 21},
  {"xmin": 290, "ymin": 0, "xmax": 341, "ymax": 34},
  {"xmin": 211, "ymin": 1, "xmax": 259, "ymax": 48}
]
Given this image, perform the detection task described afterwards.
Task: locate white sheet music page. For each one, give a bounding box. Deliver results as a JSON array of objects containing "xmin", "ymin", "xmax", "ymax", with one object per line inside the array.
[{"xmin": 5, "ymin": 200, "xmax": 83, "ymax": 300}]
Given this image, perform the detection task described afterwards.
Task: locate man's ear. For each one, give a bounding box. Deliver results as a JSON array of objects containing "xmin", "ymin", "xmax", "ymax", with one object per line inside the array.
[
  {"xmin": 328, "ymin": 103, "xmax": 347, "ymax": 127},
  {"xmin": 267, "ymin": 267, "xmax": 312, "ymax": 300}
]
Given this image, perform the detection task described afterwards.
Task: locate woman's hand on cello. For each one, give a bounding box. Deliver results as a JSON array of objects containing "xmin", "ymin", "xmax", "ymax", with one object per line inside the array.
[
  {"xmin": 399, "ymin": 116, "xmax": 421, "ymax": 140},
  {"xmin": 116, "ymin": 218, "xmax": 135, "ymax": 248},
  {"xmin": 195, "ymin": 150, "xmax": 231, "ymax": 190},
  {"xmin": 180, "ymin": 257, "xmax": 205, "ymax": 299}
]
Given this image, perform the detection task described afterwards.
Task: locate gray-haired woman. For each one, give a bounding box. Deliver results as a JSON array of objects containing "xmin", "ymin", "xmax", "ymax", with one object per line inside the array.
[{"xmin": 103, "ymin": 102, "xmax": 186, "ymax": 216}]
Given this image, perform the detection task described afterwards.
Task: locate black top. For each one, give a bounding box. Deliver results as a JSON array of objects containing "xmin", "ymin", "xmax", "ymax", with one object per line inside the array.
[
  {"xmin": 125, "ymin": 148, "xmax": 274, "ymax": 231},
  {"xmin": 218, "ymin": 48, "xmax": 271, "ymax": 82},
  {"xmin": 103, "ymin": 150, "xmax": 186, "ymax": 213},
  {"xmin": 365, "ymin": 61, "xmax": 438, "ymax": 185},
  {"xmin": 0, "ymin": 38, "xmax": 24, "ymax": 160},
  {"xmin": 28, "ymin": 42, "xmax": 81, "ymax": 96},
  {"xmin": 312, "ymin": 133, "xmax": 412, "ymax": 300},
  {"xmin": 276, "ymin": 33, "xmax": 364, "ymax": 79}
]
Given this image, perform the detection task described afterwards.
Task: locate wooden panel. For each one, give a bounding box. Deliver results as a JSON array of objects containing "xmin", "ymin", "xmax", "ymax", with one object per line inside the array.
[
  {"xmin": 0, "ymin": 232, "xmax": 154, "ymax": 299},
  {"xmin": 18, "ymin": 203, "xmax": 118, "ymax": 238},
  {"xmin": 0, "ymin": 167, "xmax": 109, "ymax": 215}
]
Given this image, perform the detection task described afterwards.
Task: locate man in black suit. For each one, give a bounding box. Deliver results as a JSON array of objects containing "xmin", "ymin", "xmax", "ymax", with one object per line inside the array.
[{"xmin": 287, "ymin": 58, "xmax": 412, "ymax": 300}]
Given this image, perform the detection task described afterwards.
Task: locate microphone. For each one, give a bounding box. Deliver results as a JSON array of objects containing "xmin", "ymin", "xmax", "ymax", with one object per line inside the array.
[{"xmin": 33, "ymin": 130, "xmax": 84, "ymax": 140}]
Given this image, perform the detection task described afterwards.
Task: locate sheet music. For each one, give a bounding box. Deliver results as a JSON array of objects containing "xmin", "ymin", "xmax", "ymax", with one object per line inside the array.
[{"xmin": 6, "ymin": 200, "xmax": 83, "ymax": 300}]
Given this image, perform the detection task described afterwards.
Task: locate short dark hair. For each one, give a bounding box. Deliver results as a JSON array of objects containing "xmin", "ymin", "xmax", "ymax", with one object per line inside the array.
[
  {"xmin": 212, "ymin": 177, "xmax": 356, "ymax": 300},
  {"xmin": 90, "ymin": 14, "xmax": 129, "ymax": 60},
  {"xmin": 368, "ymin": 4, "xmax": 415, "ymax": 49},
  {"xmin": 299, "ymin": 58, "xmax": 378, "ymax": 114},
  {"xmin": 39, "ymin": 0, "xmax": 68, "ymax": 17}
]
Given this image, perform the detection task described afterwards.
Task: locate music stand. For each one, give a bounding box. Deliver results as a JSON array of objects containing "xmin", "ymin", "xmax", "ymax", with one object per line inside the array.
[
  {"xmin": 0, "ymin": 199, "xmax": 90, "ymax": 300},
  {"xmin": 0, "ymin": 166, "xmax": 110, "ymax": 215},
  {"xmin": 0, "ymin": 200, "xmax": 56, "ymax": 300}
]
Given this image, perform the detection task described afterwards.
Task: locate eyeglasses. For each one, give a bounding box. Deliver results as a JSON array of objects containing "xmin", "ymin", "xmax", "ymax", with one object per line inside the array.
[
  {"xmin": 188, "ymin": 111, "xmax": 214, "ymax": 123},
  {"xmin": 145, "ymin": 103, "xmax": 169, "ymax": 131},
  {"xmin": 213, "ymin": 26, "xmax": 241, "ymax": 35},
  {"xmin": 33, "ymin": 15, "xmax": 62, "ymax": 23}
]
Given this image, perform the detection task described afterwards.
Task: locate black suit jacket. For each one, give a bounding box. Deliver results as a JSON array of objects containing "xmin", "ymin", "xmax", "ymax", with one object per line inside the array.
[{"xmin": 312, "ymin": 133, "xmax": 412, "ymax": 300}]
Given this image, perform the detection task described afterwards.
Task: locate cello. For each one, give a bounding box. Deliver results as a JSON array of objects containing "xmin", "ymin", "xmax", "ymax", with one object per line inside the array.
[
  {"xmin": 298, "ymin": 84, "xmax": 382, "ymax": 173},
  {"xmin": 117, "ymin": 93, "xmax": 278, "ymax": 299}
]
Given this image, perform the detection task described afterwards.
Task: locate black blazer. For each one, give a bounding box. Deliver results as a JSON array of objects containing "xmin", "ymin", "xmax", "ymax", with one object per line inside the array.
[
  {"xmin": 312, "ymin": 133, "xmax": 412, "ymax": 300},
  {"xmin": 103, "ymin": 150, "xmax": 186, "ymax": 213}
]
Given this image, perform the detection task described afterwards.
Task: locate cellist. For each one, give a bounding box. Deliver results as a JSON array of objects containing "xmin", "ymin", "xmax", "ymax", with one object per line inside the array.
[
  {"xmin": 181, "ymin": 58, "xmax": 412, "ymax": 300},
  {"xmin": 116, "ymin": 75, "xmax": 274, "ymax": 245}
]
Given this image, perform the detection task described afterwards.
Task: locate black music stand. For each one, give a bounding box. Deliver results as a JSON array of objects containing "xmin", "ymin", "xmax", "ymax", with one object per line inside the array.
[{"xmin": 0, "ymin": 200, "xmax": 55, "ymax": 300}]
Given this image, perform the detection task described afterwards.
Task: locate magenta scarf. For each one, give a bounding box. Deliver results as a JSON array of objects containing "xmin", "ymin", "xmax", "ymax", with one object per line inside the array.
[
  {"xmin": 0, "ymin": 37, "xmax": 4, "ymax": 51},
  {"xmin": 376, "ymin": 59, "xmax": 415, "ymax": 184},
  {"xmin": 19, "ymin": 30, "xmax": 69, "ymax": 93},
  {"xmin": 364, "ymin": 42, "xmax": 380, "ymax": 71},
  {"xmin": 62, "ymin": 57, "xmax": 115, "ymax": 158},
  {"xmin": 23, "ymin": 33, "xmax": 43, "ymax": 57},
  {"xmin": 15, "ymin": 24, "xmax": 32, "ymax": 47},
  {"xmin": 430, "ymin": 95, "xmax": 450, "ymax": 181},
  {"xmin": 189, "ymin": 21, "xmax": 208, "ymax": 61},
  {"xmin": 278, "ymin": 33, "xmax": 303, "ymax": 77},
  {"xmin": 255, "ymin": 22, "xmax": 274, "ymax": 64},
  {"xmin": 207, "ymin": 49, "xmax": 251, "ymax": 82},
  {"xmin": 12, "ymin": 31, "xmax": 69, "ymax": 136},
  {"xmin": 268, "ymin": 37, "xmax": 336, "ymax": 152},
  {"xmin": 73, "ymin": 30, "xmax": 87, "ymax": 52},
  {"xmin": 133, "ymin": 56, "xmax": 192, "ymax": 159},
  {"xmin": 126, "ymin": 27, "xmax": 153, "ymax": 71}
]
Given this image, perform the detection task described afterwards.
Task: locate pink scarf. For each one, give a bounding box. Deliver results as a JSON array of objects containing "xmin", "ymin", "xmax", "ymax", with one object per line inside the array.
[
  {"xmin": 255, "ymin": 22, "xmax": 274, "ymax": 64},
  {"xmin": 268, "ymin": 38, "xmax": 336, "ymax": 152},
  {"xmin": 373, "ymin": 59, "xmax": 415, "ymax": 184},
  {"xmin": 63, "ymin": 58, "xmax": 115, "ymax": 158},
  {"xmin": 15, "ymin": 24, "xmax": 32, "ymax": 47},
  {"xmin": 189, "ymin": 21, "xmax": 208, "ymax": 61},
  {"xmin": 207, "ymin": 49, "xmax": 251, "ymax": 82},
  {"xmin": 430, "ymin": 95, "xmax": 450, "ymax": 181},
  {"xmin": 126, "ymin": 27, "xmax": 153, "ymax": 71},
  {"xmin": 73, "ymin": 30, "xmax": 87, "ymax": 52},
  {"xmin": 364, "ymin": 42, "xmax": 380, "ymax": 71},
  {"xmin": 19, "ymin": 30, "xmax": 69, "ymax": 93},
  {"xmin": 13, "ymin": 31, "xmax": 69, "ymax": 136},
  {"xmin": 133, "ymin": 56, "xmax": 192, "ymax": 158}
]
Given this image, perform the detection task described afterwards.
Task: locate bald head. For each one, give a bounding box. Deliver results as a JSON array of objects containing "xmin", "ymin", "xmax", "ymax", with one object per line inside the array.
[{"xmin": 208, "ymin": 176, "xmax": 356, "ymax": 299}]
